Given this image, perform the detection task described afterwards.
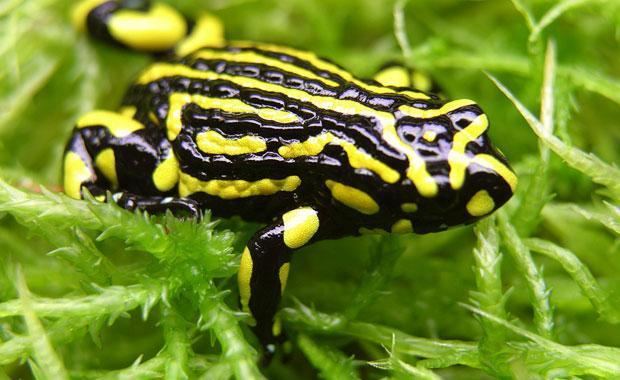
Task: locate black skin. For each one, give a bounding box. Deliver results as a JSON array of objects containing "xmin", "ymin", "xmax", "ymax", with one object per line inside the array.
[{"xmin": 67, "ymin": 0, "xmax": 516, "ymax": 358}]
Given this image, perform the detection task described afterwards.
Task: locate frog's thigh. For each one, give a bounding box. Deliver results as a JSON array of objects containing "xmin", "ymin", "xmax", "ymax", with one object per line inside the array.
[
  {"xmin": 64, "ymin": 109, "xmax": 151, "ymax": 200},
  {"xmin": 372, "ymin": 63, "xmax": 437, "ymax": 93},
  {"xmin": 69, "ymin": 110, "xmax": 194, "ymax": 216},
  {"xmin": 238, "ymin": 207, "xmax": 320, "ymax": 347},
  {"xmin": 175, "ymin": 13, "xmax": 226, "ymax": 55},
  {"xmin": 373, "ymin": 64, "xmax": 412, "ymax": 87}
]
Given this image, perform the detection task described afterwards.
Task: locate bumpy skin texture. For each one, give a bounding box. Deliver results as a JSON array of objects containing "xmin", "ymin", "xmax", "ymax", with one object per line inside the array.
[{"xmin": 65, "ymin": 0, "xmax": 517, "ymax": 353}]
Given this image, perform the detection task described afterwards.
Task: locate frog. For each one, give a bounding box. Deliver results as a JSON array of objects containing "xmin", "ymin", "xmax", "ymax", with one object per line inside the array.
[{"xmin": 64, "ymin": 0, "xmax": 517, "ymax": 354}]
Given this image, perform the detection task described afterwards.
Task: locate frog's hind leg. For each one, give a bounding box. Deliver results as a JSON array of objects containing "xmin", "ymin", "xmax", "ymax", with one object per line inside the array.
[
  {"xmin": 175, "ymin": 13, "xmax": 225, "ymax": 56},
  {"xmin": 63, "ymin": 123, "xmax": 103, "ymax": 201},
  {"xmin": 72, "ymin": 0, "xmax": 224, "ymax": 55},
  {"xmin": 238, "ymin": 207, "xmax": 344, "ymax": 355},
  {"xmin": 373, "ymin": 62, "xmax": 441, "ymax": 94},
  {"xmin": 63, "ymin": 110, "xmax": 200, "ymax": 217}
]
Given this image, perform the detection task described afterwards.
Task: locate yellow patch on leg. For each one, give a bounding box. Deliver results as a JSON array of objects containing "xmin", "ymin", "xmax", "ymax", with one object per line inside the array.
[
  {"xmin": 238, "ymin": 247, "xmax": 254, "ymax": 320},
  {"xmin": 95, "ymin": 148, "xmax": 118, "ymax": 189},
  {"xmin": 176, "ymin": 13, "xmax": 226, "ymax": 55},
  {"xmin": 391, "ymin": 219, "xmax": 413, "ymax": 234},
  {"xmin": 272, "ymin": 262, "xmax": 291, "ymax": 337},
  {"xmin": 279, "ymin": 263, "xmax": 290, "ymax": 294},
  {"xmin": 64, "ymin": 152, "xmax": 94, "ymax": 199},
  {"xmin": 411, "ymin": 71, "xmax": 433, "ymax": 93},
  {"xmin": 282, "ymin": 208, "xmax": 319, "ymax": 249},
  {"xmin": 272, "ymin": 316, "xmax": 283, "ymax": 337},
  {"xmin": 373, "ymin": 66, "xmax": 411, "ymax": 87},
  {"xmin": 152, "ymin": 152, "xmax": 180, "ymax": 192}
]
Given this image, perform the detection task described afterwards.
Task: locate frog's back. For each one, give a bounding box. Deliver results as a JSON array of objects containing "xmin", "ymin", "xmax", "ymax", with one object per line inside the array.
[{"xmin": 118, "ymin": 43, "xmax": 445, "ymax": 221}]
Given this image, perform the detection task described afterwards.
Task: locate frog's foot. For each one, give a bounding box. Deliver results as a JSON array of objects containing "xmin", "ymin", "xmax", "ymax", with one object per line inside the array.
[
  {"xmin": 238, "ymin": 206, "xmax": 337, "ymax": 356},
  {"xmin": 111, "ymin": 192, "xmax": 203, "ymax": 219}
]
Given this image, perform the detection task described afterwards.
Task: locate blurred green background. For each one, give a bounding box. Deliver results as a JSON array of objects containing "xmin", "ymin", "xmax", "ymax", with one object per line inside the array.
[{"xmin": 0, "ymin": 0, "xmax": 619, "ymax": 378}]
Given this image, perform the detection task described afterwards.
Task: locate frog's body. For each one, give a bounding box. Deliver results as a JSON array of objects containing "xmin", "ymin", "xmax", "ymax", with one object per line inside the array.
[{"xmin": 65, "ymin": 0, "xmax": 517, "ymax": 353}]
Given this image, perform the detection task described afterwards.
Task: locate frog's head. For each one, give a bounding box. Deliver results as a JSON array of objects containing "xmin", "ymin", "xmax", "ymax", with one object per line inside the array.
[{"xmin": 394, "ymin": 100, "xmax": 517, "ymax": 233}]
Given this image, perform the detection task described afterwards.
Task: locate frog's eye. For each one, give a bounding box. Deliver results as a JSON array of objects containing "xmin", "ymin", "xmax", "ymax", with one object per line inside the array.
[
  {"xmin": 455, "ymin": 118, "xmax": 472, "ymax": 128},
  {"xmin": 397, "ymin": 124, "xmax": 421, "ymax": 144},
  {"xmin": 448, "ymin": 106, "xmax": 484, "ymax": 130}
]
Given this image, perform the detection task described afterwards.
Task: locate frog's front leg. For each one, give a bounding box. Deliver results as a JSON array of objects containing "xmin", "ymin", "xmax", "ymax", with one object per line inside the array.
[
  {"xmin": 239, "ymin": 206, "xmax": 330, "ymax": 352},
  {"xmin": 64, "ymin": 109, "xmax": 201, "ymax": 218}
]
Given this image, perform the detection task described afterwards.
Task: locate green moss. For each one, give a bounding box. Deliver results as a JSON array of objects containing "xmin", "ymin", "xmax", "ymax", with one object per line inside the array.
[{"xmin": 0, "ymin": 0, "xmax": 619, "ymax": 378}]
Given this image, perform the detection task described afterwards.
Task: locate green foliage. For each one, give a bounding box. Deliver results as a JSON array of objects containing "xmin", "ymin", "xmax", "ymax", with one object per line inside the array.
[{"xmin": 1, "ymin": 0, "xmax": 619, "ymax": 378}]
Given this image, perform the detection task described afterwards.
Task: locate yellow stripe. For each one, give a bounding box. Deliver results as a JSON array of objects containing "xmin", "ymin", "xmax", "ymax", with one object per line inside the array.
[
  {"xmin": 282, "ymin": 207, "xmax": 319, "ymax": 249},
  {"xmin": 472, "ymin": 154, "xmax": 518, "ymax": 192},
  {"xmin": 448, "ymin": 114, "xmax": 489, "ymax": 190},
  {"xmin": 64, "ymin": 152, "xmax": 94, "ymax": 199},
  {"xmin": 279, "ymin": 263, "xmax": 290, "ymax": 294},
  {"xmin": 399, "ymin": 99, "xmax": 476, "ymax": 119},
  {"xmin": 179, "ymin": 172, "xmax": 301, "ymax": 199},
  {"xmin": 176, "ymin": 13, "xmax": 225, "ymax": 56},
  {"xmin": 108, "ymin": 3, "xmax": 187, "ymax": 51},
  {"xmin": 325, "ymin": 180, "xmax": 379, "ymax": 215},
  {"xmin": 152, "ymin": 151, "xmax": 180, "ymax": 192},
  {"xmin": 166, "ymin": 93, "xmax": 299, "ymax": 140},
  {"xmin": 193, "ymin": 50, "xmax": 340, "ymax": 87},
  {"xmin": 197, "ymin": 130, "xmax": 267, "ymax": 155},
  {"xmin": 94, "ymin": 148, "xmax": 118, "ymax": 188},
  {"xmin": 233, "ymin": 41, "xmax": 430, "ymax": 100},
  {"xmin": 278, "ymin": 132, "xmax": 400, "ymax": 184},
  {"xmin": 140, "ymin": 65, "xmax": 437, "ymax": 196},
  {"xmin": 238, "ymin": 247, "xmax": 254, "ymax": 316},
  {"xmin": 273, "ymin": 261, "xmax": 292, "ymax": 337},
  {"xmin": 77, "ymin": 111, "xmax": 145, "ymax": 137}
]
